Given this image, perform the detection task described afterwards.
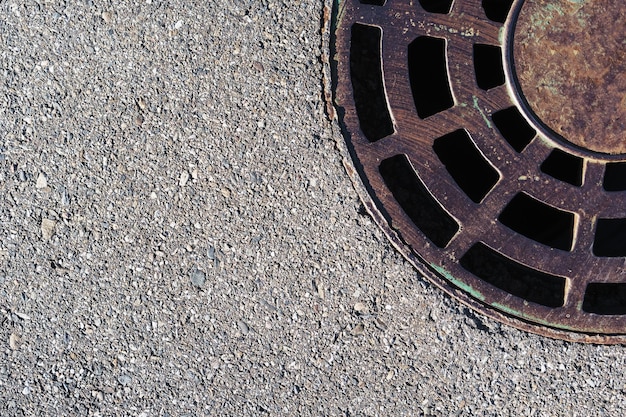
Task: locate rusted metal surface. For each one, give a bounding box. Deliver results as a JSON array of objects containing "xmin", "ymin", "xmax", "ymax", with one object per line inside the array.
[
  {"xmin": 331, "ymin": 0, "xmax": 626, "ymax": 343},
  {"xmin": 513, "ymin": 0, "xmax": 625, "ymax": 154}
]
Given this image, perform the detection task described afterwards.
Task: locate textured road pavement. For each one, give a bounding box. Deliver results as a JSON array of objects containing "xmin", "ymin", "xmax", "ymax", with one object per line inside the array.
[{"xmin": 1, "ymin": 1, "xmax": 625, "ymax": 416}]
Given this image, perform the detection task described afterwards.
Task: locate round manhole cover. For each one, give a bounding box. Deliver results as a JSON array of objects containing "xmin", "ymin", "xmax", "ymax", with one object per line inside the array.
[{"xmin": 332, "ymin": 0, "xmax": 626, "ymax": 343}]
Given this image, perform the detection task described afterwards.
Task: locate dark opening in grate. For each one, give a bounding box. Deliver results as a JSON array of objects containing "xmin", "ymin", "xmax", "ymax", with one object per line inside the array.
[
  {"xmin": 408, "ymin": 36, "xmax": 455, "ymax": 119},
  {"xmin": 492, "ymin": 106, "xmax": 536, "ymax": 152},
  {"xmin": 540, "ymin": 149, "xmax": 584, "ymax": 186},
  {"xmin": 350, "ymin": 23, "xmax": 394, "ymax": 141},
  {"xmin": 481, "ymin": 0, "xmax": 514, "ymax": 23},
  {"xmin": 593, "ymin": 218, "xmax": 626, "ymax": 257},
  {"xmin": 499, "ymin": 193, "xmax": 575, "ymax": 251},
  {"xmin": 379, "ymin": 155, "xmax": 459, "ymax": 248},
  {"xmin": 603, "ymin": 162, "xmax": 626, "ymax": 191},
  {"xmin": 460, "ymin": 242, "xmax": 566, "ymax": 307},
  {"xmin": 433, "ymin": 129, "xmax": 500, "ymax": 203},
  {"xmin": 419, "ymin": 0, "xmax": 453, "ymax": 14},
  {"xmin": 473, "ymin": 44, "xmax": 505, "ymax": 90},
  {"xmin": 583, "ymin": 283, "xmax": 626, "ymax": 315}
]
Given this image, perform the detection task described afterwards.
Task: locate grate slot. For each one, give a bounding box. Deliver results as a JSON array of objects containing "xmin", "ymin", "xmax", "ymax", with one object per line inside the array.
[
  {"xmin": 419, "ymin": 0, "xmax": 453, "ymax": 14},
  {"xmin": 473, "ymin": 44, "xmax": 505, "ymax": 90},
  {"xmin": 481, "ymin": 0, "xmax": 514, "ymax": 23},
  {"xmin": 492, "ymin": 106, "xmax": 536, "ymax": 152},
  {"xmin": 433, "ymin": 129, "xmax": 500, "ymax": 203},
  {"xmin": 593, "ymin": 218, "xmax": 626, "ymax": 257},
  {"xmin": 408, "ymin": 36, "xmax": 455, "ymax": 119},
  {"xmin": 460, "ymin": 242, "xmax": 566, "ymax": 307},
  {"xmin": 350, "ymin": 23, "xmax": 395, "ymax": 142},
  {"xmin": 499, "ymin": 193, "xmax": 575, "ymax": 251},
  {"xmin": 603, "ymin": 162, "xmax": 626, "ymax": 192},
  {"xmin": 379, "ymin": 155, "xmax": 459, "ymax": 248},
  {"xmin": 540, "ymin": 149, "xmax": 584, "ymax": 186},
  {"xmin": 583, "ymin": 283, "xmax": 626, "ymax": 315}
]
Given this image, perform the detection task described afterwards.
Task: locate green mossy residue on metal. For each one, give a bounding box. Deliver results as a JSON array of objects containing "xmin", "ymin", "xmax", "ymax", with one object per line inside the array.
[
  {"xmin": 334, "ymin": 0, "xmax": 347, "ymax": 29},
  {"xmin": 430, "ymin": 264, "xmax": 577, "ymax": 331},
  {"xmin": 491, "ymin": 302, "xmax": 576, "ymax": 331},
  {"xmin": 472, "ymin": 96, "xmax": 492, "ymax": 129},
  {"xmin": 498, "ymin": 26, "xmax": 506, "ymax": 45},
  {"xmin": 431, "ymin": 264, "xmax": 486, "ymax": 302}
]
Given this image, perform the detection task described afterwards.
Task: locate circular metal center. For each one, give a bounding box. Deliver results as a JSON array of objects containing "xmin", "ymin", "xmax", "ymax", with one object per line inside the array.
[{"xmin": 513, "ymin": 0, "xmax": 626, "ymax": 154}]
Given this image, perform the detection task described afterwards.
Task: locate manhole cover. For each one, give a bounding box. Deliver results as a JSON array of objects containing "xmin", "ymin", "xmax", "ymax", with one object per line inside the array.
[{"xmin": 332, "ymin": 0, "xmax": 626, "ymax": 343}]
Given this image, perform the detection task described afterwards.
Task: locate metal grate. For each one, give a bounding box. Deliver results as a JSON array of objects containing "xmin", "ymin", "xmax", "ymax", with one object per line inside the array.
[{"xmin": 332, "ymin": 0, "xmax": 626, "ymax": 342}]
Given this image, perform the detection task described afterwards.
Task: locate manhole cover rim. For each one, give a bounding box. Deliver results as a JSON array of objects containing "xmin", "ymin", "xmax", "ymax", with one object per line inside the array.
[{"xmin": 330, "ymin": 0, "xmax": 626, "ymax": 344}]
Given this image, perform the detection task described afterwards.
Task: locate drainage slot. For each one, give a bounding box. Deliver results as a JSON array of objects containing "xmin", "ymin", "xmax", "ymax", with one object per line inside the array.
[
  {"xmin": 492, "ymin": 106, "xmax": 536, "ymax": 152},
  {"xmin": 499, "ymin": 193, "xmax": 575, "ymax": 251},
  {"xmin": 360, "ymin": 0, "xmax": 387, "ymax": 5},
  {"xmin": 473, "ymin": 44, "xmax": 505, "ymax": 90},
  {"xmin": 540, "ymin": 149, "xmax": 584, "ymax": 186},
  {"xmin": 379, "ymin": 154, "xmax": 459, "ymax": 248},
  {"xmin": 350, "ymin": 23, "xmax": 395, "ymax": 142},
  {"xmin": 408, "ymin": 36, "xmax": 455, "ymax": 119},
  {"xmin": 433, "ymin": 129, "xmax": 500, "ymax": 203},
  {"xmin": 419, "ymin": 0, "xmax": 453, "ymax": 14},
  {"xmin": 603, "ymin": 162, "xmax": 626, "ymax": 191},
  {"xmin": 481, "ymin": 0, "xmax": 514, "ymax": 23},
  {"xmin": 583, "ymin": 283, "xmax": 626, "ymax": 315},
  {"xmin": 593, "ymin": 218, "xmax": 626, "ymax": 257},
  {"xmin": 460, "ymin": 242, "xmax": 566, "ymax": 307}
]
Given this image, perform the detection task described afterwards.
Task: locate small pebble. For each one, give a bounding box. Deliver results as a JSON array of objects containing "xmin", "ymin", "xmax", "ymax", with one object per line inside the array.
[
  {"xmin": 15, "ymin": 312, "xmax": 30, "ymax": 320},
  {"xmin": 179, "ymin": 171, "xmax": 189, "ymax": 187},
  {"xmin": 190, "ymin": 269, "xmax": 206, "ymax": 287},
  {"xmin": 253, "ymin": 61, "xmax": 265, "ymax": 72},
  {"xmin": 101, "ymin": 11, "xmax": 112, "ymax": 24},
  {"xmin": 136, "ymin": 97, "xmax": 147, "ymax": 111},
  {"xmin": 374, "ymin": 318, "xmax": 388, "ymax": 331},
  {"xmin": 60, "ymin": 187, "xmax": 70, "ymax": 206},
  {"xmin": 315, "ymin": 279, "xmax": 325, "ymax": 299},
  {"xmin": 9, "ymin": 333, "xmax": 21, "ymax": 350},
  {"xmin": 118, "ymin": 375, "xmax": 132, "ymax": 386},
  {"xmin": 238, "ymin": 320, "xmax": 250, "ymax": 335},
  {"xmin": 41, "ymin": 219, "xmax": 57, "ymax": 240},
  {"xmin": 351, "ymin": 323, "xmax": 365, "ymax": 336},
  {"xmin": 36, "ymin": 173, "xmax": 47, "ymax": 189}
]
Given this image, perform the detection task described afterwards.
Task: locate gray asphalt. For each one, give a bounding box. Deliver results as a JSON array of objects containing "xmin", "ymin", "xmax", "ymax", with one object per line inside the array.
[{"xmin": 0, "ymin": 1, "xmax": 624, "ymax": 416}]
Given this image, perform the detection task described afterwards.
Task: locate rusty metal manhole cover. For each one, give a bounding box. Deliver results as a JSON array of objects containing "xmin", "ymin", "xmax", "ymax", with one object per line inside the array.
[{"xmin": 332, "ymin": 0, "xmax": 626, "ymax": 343}]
